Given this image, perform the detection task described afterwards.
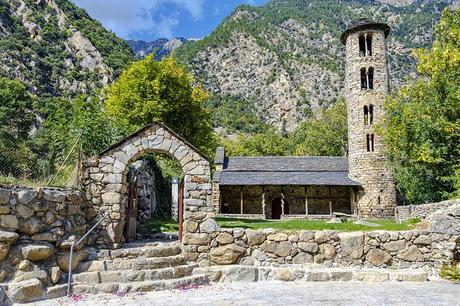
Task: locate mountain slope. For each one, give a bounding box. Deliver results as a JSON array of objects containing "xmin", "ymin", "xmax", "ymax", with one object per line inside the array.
[
  {"xmin": 127, "ymin": 38, "xmax": 187, "ymax": 60},
  {"xmin": 175, "ymin": 0, "xmax": 457, "ymax": 133},
  {"xmin": 0, "ymin": 0, "xmax": 134, "ymax": 97}
]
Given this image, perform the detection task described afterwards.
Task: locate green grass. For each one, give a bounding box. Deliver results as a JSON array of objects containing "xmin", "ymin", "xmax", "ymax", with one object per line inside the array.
[
  {"xmin": 215, "ymin": 217, "xmax": 419, "ymax": 231},
  {"xmin": 145, "ymin": 217, "xmax": 419, "ymax": 233}
]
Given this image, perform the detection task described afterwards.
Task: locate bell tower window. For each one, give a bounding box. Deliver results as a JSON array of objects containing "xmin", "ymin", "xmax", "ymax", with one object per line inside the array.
[
  {"xmin": 364, "ymin": 105, "xmax": 369, "ymax": 125},
  {"xmin": 368, "ymin": 67, "xmax": 374, "ymax": 89},
  {"xmin": 369, "ymin": 104, "xmax": 374, "ymax": 124},
  {"xmin": 366, "ymin": 134, "xmax": 375, "ymax": 152},
  {"xmin": 359, "ymin": 35, "xmax": 366, "ymax": 57},
  {"xmin": 361, "ymin": 68, "xmax": 367, "ymax": 89},
  {"xmin": 366, "ymin": 34, "xmax": 373, "ymax": 56}
]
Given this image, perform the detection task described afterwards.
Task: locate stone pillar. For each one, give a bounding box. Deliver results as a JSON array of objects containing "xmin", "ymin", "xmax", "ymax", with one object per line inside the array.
[{"xmin": 171, "ymin": 177, "xmax": 179, "ymax": 222}]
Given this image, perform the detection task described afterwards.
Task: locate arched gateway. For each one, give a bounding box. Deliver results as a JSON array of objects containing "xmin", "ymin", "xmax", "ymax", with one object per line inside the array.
[{"xmin": 81, "ymin": 122, "xmax": 213, "ymax": 247}]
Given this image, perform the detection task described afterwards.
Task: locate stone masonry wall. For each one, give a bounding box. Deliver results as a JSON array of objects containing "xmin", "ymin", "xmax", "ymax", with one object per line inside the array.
[
  {"xmin": 344, "ymin": 28, "xmax": 397, "ymax": 218},
  {"xmin": 184, "ymin": 228, "xmax": 458, "ymax": 274},
  {"xmin": 395, "ymin": 200, "xmax": 459, "ymax": 223},
  {"xmin": 0, "ymin": 186, "xmax": 92, "ymax": 287}
]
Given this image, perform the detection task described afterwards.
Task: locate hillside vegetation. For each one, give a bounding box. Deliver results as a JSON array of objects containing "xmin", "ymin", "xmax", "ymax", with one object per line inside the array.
[
  {"xmin": 175, "ymin": 0, "xmax": 457, "ymax": 133},
  {"xmin": 0, "ymin": 0, "xmax": 134, "ymax": 98}
]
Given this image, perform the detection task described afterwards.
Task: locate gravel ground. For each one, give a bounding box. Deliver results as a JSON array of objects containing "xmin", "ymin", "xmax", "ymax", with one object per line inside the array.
[{"xmin": 27, "ymin": 280, "xmax": 460, "ymax": 306}]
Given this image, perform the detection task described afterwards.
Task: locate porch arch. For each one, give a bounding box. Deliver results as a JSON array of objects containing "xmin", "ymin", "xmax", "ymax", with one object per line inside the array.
[{"xmin": 82, "ymin": 122, "xmax": 212, "ymax": 246}]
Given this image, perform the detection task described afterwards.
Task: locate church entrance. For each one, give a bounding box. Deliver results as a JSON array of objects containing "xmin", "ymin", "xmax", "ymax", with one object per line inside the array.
[{"xmin": 271, "ymin": 198, "xmax": 289, "ymax": 219}]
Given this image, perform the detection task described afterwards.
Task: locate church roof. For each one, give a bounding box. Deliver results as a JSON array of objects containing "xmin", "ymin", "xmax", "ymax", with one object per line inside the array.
[
  {"xmin": 213, "ymin": 156, "xmax": 360, "ymax": 186},
  {"xmin": 341, "ymin": 18, "xmax": 391, "ymax": 44}
]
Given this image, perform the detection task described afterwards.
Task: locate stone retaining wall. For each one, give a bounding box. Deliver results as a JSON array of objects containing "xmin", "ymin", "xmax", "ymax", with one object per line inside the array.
[
  {"xmin": 395, "ymin": 200, "xmax": 459, "ymax": 223},
  {"xmin": 184, "ymin": 226, "xmax": 459, "ymax": 273},
  {"xmin": 0, "ymin": 186, "xmax": 92, "ymax": 288}
]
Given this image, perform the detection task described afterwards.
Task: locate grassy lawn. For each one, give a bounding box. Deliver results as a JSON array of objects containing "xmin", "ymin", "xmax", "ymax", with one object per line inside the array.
[
  {"xmin": 146, "ymin": 217, "xmax": 420, "ymax": 233},
  {"xmin": 215, "ymin": 217, "xmax": 420, "ymax": 232}
]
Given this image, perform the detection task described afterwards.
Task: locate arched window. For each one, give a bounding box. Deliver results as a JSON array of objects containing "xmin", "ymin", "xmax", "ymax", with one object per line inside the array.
[
  {"xmin": 361, "ymin": 68, "xmax": 367, "ymax": 90},
  {"xmin": 369, "ymin": 104, "xmax": 374, "ymax": 125},
  {"xmin": 363, "ymin": 105, "xmax": 369, "ymax": 125},
  {"xmin": 366, "ymin": 134, "xmax": 375, "ymax": 152},
  {"xmin": 366, "ymin": 34, "xmax": 373, "ymax": 56},
  {"xmin": 359, "ymin": 35, "xmax": 366, "ymax": 57},
  {"xmin": 368, "ymin": 67, "xmax": 374, "ymax": 90}
]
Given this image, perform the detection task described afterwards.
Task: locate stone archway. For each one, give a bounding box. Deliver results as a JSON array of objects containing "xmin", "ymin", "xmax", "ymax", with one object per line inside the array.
[{"xmin": 81, "ymin": 123, "xmax": 213, "ymax": 247}]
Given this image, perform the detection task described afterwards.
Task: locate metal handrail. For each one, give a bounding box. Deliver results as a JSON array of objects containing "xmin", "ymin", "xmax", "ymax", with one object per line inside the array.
[{"xmin": 67, "ymin": 213, "xmax": 109, "ymax": 296}]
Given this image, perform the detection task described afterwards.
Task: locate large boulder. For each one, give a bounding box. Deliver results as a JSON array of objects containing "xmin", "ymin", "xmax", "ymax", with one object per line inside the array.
[
  {"xmin": 292, "ymin": 252, "xmax": 313, "ymax": 264},
  {"xmin": 57, "ymin": 250, "xmax": 88, "ymax": 272},
  {"xmin": 210, "ymin": 244, "xmax": 245, "ymax": 265},
  {"xmin": 18, "ymin": 218, "xmax": 45, "ymax": 235},
  {"xmin": 199, "ymin": 219, "xmax": 220, "ymax": 233},
  {"xmin": 0, "ymin": 215, "xmax": 18, "ymax": 229},
  {"xmin": 246, "ymin": 230, "xmax": 266, "ymax": 246},
  {"xmin": 182, "ymin": 233, "xmax": 210, "ymax": 246},
  {"xmin": 0, "ymin": 243, "xmax": 9, "ymax": 261},
  {"xmin": 7, "ymin": 278, "xmax": 44, "ymax": 303},
  {"xmin": 260, "ymin": 240, "xmax": 292, "ymax": 257},
  {"xmin": 338, "ymin": 231, "xmax": 364, "ymax": 259},
  {"xmin": 421, "ymin": 203, "xmax": 460, "ymax": 235},
  {"xmin": 0, "ymin": 189, "xmax": 11, "ymax": 205},
  {"xmin": 21, "ymin": 244, "xmax": 54, "ymax": 261},
  {"xmin": 0, "ymin": 230, "xmax": 19, "ymax": 243},
  {"xmin": 17, "ymin": 189, "xmax": 38, "ymax": 205},
  {"xmin": 298, "ymin": 242, "xmax": 318, "ymax": 254},
  {"xmin": 16, "ymin": 204, "xmax": 34, "ymax": 219},
  {"xmin": 397, "ymin": 245, "xmax": 423, "ymax": 262},
  {"xmin": 366, "ymin": 248, "xmax": 392, "ymax": 266}
]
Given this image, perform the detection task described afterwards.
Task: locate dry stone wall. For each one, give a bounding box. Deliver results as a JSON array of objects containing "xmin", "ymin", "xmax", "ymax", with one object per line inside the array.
[
  {"xmin": 187, "ymin": 227, "xmax": 458, "ymax": 274},
  {"xmin": 0, "ymin": 186, "xmax": 93, "ymax": 301},
  {"xmin": 395, "ymin": 200, "xmax": 459, "ymax": 223}
]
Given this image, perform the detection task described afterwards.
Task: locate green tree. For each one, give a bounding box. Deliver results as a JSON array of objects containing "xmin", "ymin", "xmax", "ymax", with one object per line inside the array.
[
  {"xmin": 105, "ymin": 55, "xmax": 216, "ymax": 156},
  {"xmin": 0, "ymin": 77, "xmax": 35, "ymax": 177},
  {"xmin": 380, "ymin": 7, "xmax": 460, "ymax": 204},
  {"xmin": 222, "ymin": 131, "xmax": 289, "ymax": 156},
  {"xmin": 290, "ymin": 99, "xmax": 348, "ymax": 156}
]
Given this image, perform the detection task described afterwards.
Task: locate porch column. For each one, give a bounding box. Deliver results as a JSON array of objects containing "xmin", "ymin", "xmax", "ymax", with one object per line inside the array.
[
  {"xmin": 304, "ymin": 186, "xmax": 308, "ymax": 216},
  {"xmin": 329, "ymin": 186, "xmax": 333, "ymax": 217},
  {"xmin": 281, "ymin": 187, "xmax": 285, "ymax": 216},
  {"xmin": 261, "ymin": 186, "xmax": 266, "ymax": 218},
  {"xmin": 240, "ymin": 186, "xmax": 244, "ymax": 215}
]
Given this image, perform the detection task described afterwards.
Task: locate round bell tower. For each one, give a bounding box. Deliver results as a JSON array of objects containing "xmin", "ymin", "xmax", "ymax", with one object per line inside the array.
[{"xmin": 341, "ymin": 19, "xmax": 397, "ymax": 218}]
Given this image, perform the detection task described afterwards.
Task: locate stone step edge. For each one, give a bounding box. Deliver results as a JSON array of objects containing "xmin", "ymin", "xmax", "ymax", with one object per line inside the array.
[
  {"xmin": 96, "ymin": 243, "xmax": 182, "ymax": 260},
  {"xmin": 46, "ymin": 274, "xmax": 209, "ymax": 300},
  {"xmin": 78, "ymin": 254, "xmax": 186, "ymax": 272},
  {"xmin": 73, "ymin": 264, "xmax": 198, "ymax": 284},
  {"xmin": 193, "ymin": 265, "xmax": 429, "ymax": 283}
]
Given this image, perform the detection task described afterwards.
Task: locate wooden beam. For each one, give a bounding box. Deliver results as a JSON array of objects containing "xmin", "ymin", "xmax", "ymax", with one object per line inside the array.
[{"xmin": 329, "ymin": 186, "xmax": 332, "ymax": 217}]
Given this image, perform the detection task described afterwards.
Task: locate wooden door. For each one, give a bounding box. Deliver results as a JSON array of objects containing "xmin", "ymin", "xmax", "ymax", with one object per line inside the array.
[{"xmin": 271, "ymin": 198, "xmax": 282, "ymax": 219}]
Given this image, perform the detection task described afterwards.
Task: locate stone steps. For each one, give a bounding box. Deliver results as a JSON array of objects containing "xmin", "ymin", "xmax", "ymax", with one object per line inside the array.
[
  {"xmin": 193, "ymin": 265, "xmax": 430, "ymax": 283},
  {"xmin": 78, "ymin": 254, "xmax": 187, "ymax": 272},
  {"xmin": 73, "ymin": 264, "xmax": 198, "ymax": 284},
  {"xmin": 46, "ymin": 274, "xmax": 209, "ymax": 299},
  {"xmin": 89, "ymin": 241, "xmax": 182, "ymax": 261}
]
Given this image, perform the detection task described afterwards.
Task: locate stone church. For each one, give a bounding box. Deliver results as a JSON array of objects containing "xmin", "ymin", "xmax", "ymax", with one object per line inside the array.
[{"xmin": 212, "ymin": 19, "xmax": 398, "ymax": 220}]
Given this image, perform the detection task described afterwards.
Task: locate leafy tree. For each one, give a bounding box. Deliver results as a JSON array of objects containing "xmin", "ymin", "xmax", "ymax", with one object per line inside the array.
[
  {"xmin": 290, "ymin": 99, "xmax": 348, "ymax": 156},
  {"xmin": 105, "ymin": 55, "xmax": 217, "ymax": 156},
  {"xmin": 0, "ymin": 77, "xmax": 35, "ymax": 177},
  {"xmin": 380, "ymin": 7, "xmax": 460, "ymax": 204},
  {"xmin": 222, "ymin": 131, "xmax": 289, "ymax": 156}
]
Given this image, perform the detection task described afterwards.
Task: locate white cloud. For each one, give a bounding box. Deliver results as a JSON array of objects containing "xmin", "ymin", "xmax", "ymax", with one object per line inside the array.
[{"xmin": 72, "ymin": 0, "xmax": 204, "ymax": 39}]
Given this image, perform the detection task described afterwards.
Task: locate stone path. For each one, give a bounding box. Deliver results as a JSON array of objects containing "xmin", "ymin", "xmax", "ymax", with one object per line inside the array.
[{"xmin": 27, "ymin": 280, "xmax": 460, "ymax": 306}]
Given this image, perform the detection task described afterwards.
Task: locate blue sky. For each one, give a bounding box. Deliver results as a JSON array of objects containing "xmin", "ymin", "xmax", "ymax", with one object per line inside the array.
[{"xmin": 71, "ymin": 0, "xmax": 269, "ymax": 41}]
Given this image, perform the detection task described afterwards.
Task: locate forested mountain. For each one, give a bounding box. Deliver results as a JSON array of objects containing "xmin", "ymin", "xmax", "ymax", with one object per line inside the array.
[
  {"xmin": 0, "ymin": 0, "xmax": 134, "ymax": 98},
  {"xmin": 127, "ymin": 38, "xmax": 187, "ymax": 60},
  {"xmin": 174, "ymin": 0, "xmax": 458, "ymax": 134}
]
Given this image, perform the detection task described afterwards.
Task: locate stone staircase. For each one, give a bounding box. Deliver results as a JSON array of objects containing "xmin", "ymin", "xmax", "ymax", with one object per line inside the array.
[{"xmin": 46, "ymin": 241, "xmax": 208, "ymax": 299}]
